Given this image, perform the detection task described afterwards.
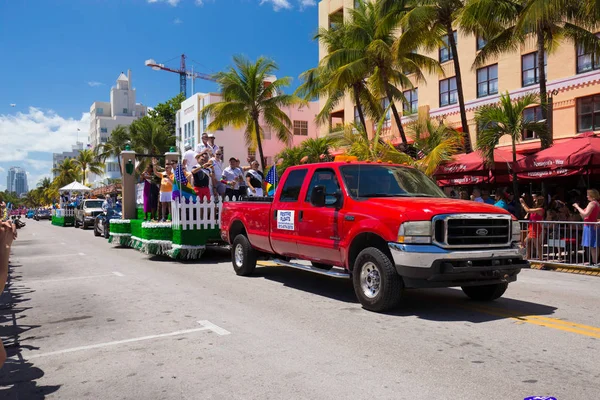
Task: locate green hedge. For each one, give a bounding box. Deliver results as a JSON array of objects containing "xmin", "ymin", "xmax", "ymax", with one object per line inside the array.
[{"xmin": 172, "ymin": 227, "xmax": 220, "ymax": 246}]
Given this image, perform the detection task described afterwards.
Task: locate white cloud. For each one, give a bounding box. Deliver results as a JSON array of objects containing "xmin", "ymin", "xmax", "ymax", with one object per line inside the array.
[
  {"xmin": 147, "ymin": 0, "xmax": 181, "ymax": 5},
  {"xmin": 195, "ymin": 0, "xmax": 203, "ymax": 5},
  {"xmin": 0, "ymin": 107, "xmax": 90, "ymax": 163},
  {"xmin": 299, "ymin": 0, "xmax": 316, "ymax": 7},
  {"xmin": 0, "ymin": 167, "xmax": 4, "ymax": 173},
  {"xmin": 173, "ymin": 18, "xmax": 183, "ymax": 24},
  {"xmin": 87, "ymin": 81, "xmax": 104, "ymax": 87},
  {"xmin": 260, "ymin": 0, "xmax": 292, "ymax": 11}
]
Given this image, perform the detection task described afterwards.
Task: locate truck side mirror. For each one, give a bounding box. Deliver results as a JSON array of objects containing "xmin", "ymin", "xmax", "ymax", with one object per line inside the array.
[{"xmin": 310, "ymin": 185, "xmax": 326, "ymax": 207}]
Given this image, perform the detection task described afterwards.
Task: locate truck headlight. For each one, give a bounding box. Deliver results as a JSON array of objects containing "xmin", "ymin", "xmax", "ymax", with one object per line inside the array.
[
  {"xmin": 512, "ymin": 220, "xmax": 521, "ymax": 242},
  {"xmin": 85, "ymin": 211, "xmax": 92, "ymax": 217},
  {"xmin": 398, "ymin": 221, "xmax": 432, "ymax": 244}
]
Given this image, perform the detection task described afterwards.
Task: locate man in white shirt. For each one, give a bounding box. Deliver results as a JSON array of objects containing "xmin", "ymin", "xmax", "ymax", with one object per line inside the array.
[
  {"xmin": 207, "ymin": 133, "xmax": 220, "ymax": 155},
  {"xmin": 195, "ymin": 132, "xmax": 211, "ymax": 156},
  {"xmin": 222, "ymin": 157, "xmax": 244, "ymax": 199},
  {"xmin": 210, "ymin": 149, "xmax": 225, "ymax": 196},
  {"xmin": 182, "ymin": 144, "xmax": 196, "ymax": 173}
]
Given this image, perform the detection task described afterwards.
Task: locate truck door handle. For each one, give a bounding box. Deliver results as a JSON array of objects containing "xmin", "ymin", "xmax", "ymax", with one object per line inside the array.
[{"xmin": 298, "ymin": 211, "xmax": 303, "ymax": 221}]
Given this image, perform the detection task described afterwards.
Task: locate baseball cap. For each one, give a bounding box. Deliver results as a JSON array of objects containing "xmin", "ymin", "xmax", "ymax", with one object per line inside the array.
[
  {"xmin": 201, "ymin": 132, "xmax": 209, "ymax": 137},
  {"xmin": 208, "ymin": 133, "xmax": 215, "ymax": 138},
  {"xmin": 184, "ymin": 144, "xmax": 192, "ymax": 151}
]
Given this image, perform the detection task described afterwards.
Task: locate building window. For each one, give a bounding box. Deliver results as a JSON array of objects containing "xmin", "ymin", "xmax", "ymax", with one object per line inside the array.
[
  {"xmin": 262, "ymin": 125, "xmax": 272, "ymax": 140},
  {"xmin": 477, "ymin": 64, "xmax": 498, "ymax": 98},
  {"xmin": 101, "ymin": 137, "xmax": 108, "ymax": 143},
  {"xmin": 191, "ymin": 120, "xmax": 194, "ymax": 140},
  {"xmin": 522, "ymin": 51, "xmax": 547, "ymax": 87},
  {"xmin": 97, "ymin": 108, "xmax": 103, "ymax": 116},
  {"xmin": 202, "ymin": 114, "xmax": 208, "ymax": 132},
  {"xmin": 328, "ymin": 9, "xmax": 343, "ymax": 30},
  {"xmin": 403, "ymin": 89, "xmax": 418, "ymax": 115},
  {"xmin": 522, "ymin": 106, "xmax": 543, "ymax": 140},
  {"xmin": 439, "ymin": 77, "xmax": 457, "ymax": 107},
  {"xmin": 123, "ymin": 108, "xmax": 128, "ymax": 114},
  {"xmin": 439, "ymin": 31, "xmax": 457, "ymax": 63},
  {"xmin": 100, "ymin": 127, "xmax": 108, "ymax": 133},
  {"xmin": 577, "ymin": 34, "xmax": 600, "ymax": 74},
  {"xmin": 293, "ymin": 120, "xmax": 308, "ymax": 136},
  {"xmin": 381, "ymin": 98, "xmax": 391, "ymax": 126},
  {"xmin": 476, "ymin": 36, "xmax": 487, "ymax": 51},
  {"xmin": 577, "ymin": 95, "xmax": 600, "ymax": 133},
  {"xmin": 280, "ymin": 169, "xmax": 308, "ymax": 202}
]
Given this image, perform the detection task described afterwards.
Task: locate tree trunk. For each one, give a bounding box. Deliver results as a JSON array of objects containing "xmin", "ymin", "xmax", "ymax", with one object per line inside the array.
[
  {"xmin": 537, "ymin": 30, "xmax": 552, "ymax": 149},
  {"xmin": 511, "ymin": 139, "xmax": 522, "ymax": 218},
  {"xmin": 447, "ymin": 23, "xmax": 473, "ymax": 153},
  {"xmin": 352, "ymin": 84, "xmax": 368, "ymax": 134},
  {"xmin": 253, "ymin": 117, "xmax": 266, "ymax": 172},
  {"xmin": 82, "ymin": 165, "xmax": 86, "ymax": 185},
  {"xmin": 380, "ymin": 69, "xmax": 408, "ymax": 145}
]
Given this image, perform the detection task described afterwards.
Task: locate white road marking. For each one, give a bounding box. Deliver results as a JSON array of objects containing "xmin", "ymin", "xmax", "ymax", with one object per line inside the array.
[
  {"xmin": 112, "ymin": 271, "xmax": 124, "ymax": 277},
  {"xmin": 61, "ymin": 242, "xmax": 66, "ymax": 245},
  {"xmin": 78, "ymin": 252, "xmax": 86, "ymax": 256},
  {"xmin": 18, "ymin": 253, "xmax": 84, "ymax": 259},
  {"xmin": 198, "ymin": 320, "xmax": 231, "ymax": 336},
  {"xmin": 26, "ymin": 321, "xmax": 230, "ymax": 359},
  {"xmin": 22, "ymin": 274, "xmax": 117, "ymax": 284}
]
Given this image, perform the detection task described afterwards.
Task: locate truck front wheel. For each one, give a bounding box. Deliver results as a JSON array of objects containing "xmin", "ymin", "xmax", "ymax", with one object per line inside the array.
[
  {"xmin": 461, "ymin": 283, "xmax": 508, "ymax": 301},
  {"xmin": 352, "ymin": 247, "xmax": 403, "ymax": 312},
  {"xmin": 232, "ymin": 235, "xmax": 257, "ymax": 276}
]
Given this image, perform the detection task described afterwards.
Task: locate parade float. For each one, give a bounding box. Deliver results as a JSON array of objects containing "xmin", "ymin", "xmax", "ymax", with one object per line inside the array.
[
  {"xmin": 107, "ymin": 148, "xmax": 232, "ymax": 260},
  {"xmin": 51, "ymin": 181, "xmax": 92, "ymax": 227}
]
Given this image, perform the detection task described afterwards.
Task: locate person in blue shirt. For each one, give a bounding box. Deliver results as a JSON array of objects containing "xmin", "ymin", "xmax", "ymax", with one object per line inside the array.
[
  {"xmin": 494, "ymin": 188, "xmax": 510, "ymax": 211},
  {"xmin": 481, "ymin": 189, "xmax": 496, "ymax": 205}
]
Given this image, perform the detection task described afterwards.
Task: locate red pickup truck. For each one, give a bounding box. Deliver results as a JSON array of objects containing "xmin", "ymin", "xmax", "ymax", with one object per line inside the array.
[{"xmin": 221, "ymin": 162, "xmax": 526, "ymax": 312}]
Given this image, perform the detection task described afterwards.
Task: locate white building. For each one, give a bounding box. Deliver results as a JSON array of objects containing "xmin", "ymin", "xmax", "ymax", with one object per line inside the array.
[
  {"xmin": 52, "ymin": 142, "xmax": 84, "ymax": 178},
  {"xmin": 6, "ymin": 167, "xmax": 28, "ymax": 197},
  {"xmin": 88, "ymin": 70, "xmax": 147, "ymax": 187}
]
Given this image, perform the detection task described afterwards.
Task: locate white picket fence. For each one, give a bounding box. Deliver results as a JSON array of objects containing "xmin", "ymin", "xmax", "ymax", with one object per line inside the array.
[
  {"xmin": 171, "ymin": 196, "xmax": 240, "ymax": 230},
  {"xmin": 53, "ymin": 208, "xmax": 75, "ymax": 217}
]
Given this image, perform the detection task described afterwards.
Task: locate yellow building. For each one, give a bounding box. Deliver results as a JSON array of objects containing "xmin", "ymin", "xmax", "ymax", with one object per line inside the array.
[{"xmin": 318, "ymin": 0, "xmax": 600, "ymax": 153}]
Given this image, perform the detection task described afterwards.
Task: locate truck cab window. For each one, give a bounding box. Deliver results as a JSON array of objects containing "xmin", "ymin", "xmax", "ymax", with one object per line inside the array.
[
  {"xmin": 305, "ymin": 169, "xmax": 341, "ymax": 206},
  {"xmin": 279, "ymin": 169, "xmax": 308, "ymax": 202}
]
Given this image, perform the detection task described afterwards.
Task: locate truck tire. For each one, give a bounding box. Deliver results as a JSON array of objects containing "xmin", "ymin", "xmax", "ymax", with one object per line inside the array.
[
  {"xmin": 461, "ymin": 283, "xmax": 508, "ymax": 301},
  {"xmin": 94, "ymin": 223, "xmax": 101, "ymax": 236},
  {"xmin": 311, "ymin": 262, "xmax": 333, "ymax": 270},
  {"xmin": 352, "ymin": 247, "xmax": 402, "ymax": 312},
  {"xmin": 232, "ymin": 235, "xmax": 257, "ymax": 276}
]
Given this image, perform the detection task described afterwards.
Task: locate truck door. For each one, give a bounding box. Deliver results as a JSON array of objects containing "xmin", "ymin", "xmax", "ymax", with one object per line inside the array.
[
  {"xmin": 269, "ymin": 168, "xmax": 308, "ymax": 257},
  {"xmin": 296, "ymin": 168, "xmax": 345, "ymax": 266}
]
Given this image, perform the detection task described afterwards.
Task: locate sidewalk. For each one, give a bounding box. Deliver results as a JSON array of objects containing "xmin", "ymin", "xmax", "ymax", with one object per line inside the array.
[{"xmin": 529, "ymin": 262, "xmax": 600, "ymax": 276}]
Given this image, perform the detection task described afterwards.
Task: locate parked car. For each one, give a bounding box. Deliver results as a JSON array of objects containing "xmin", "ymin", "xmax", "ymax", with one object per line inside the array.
[
  {"xmin": 221, "ymin": 162, "xmax": 526, "ymax": 312},
  {"xmin": 75, "ymin": 199, "xmax": 104, "ymax": 229},
  {"xmin": 26, "ymin": 210, "xmax": 35, "ymax": 219},
  {"xmin": 34, "ymin": 209, "xmax": 51, "ymax": 221},
  {"xmin": 94, "ymin": 206, "xmax": 122, "ymax": 238}
]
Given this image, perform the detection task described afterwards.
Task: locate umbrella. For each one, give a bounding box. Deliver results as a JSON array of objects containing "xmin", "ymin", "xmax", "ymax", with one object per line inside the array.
[
  {"xmin": 515, "ymin": 132, "xmax": 600, "ymax": 179},
  {"xmin": 58, "ymin": 181, "xmax": 92, "ymax": 192}
]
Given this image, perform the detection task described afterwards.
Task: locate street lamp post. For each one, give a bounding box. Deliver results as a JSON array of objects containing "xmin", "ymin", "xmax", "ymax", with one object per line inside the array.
[{"xmin": 546, "ymin": 88, "xmax": 559, "ymax": 146}]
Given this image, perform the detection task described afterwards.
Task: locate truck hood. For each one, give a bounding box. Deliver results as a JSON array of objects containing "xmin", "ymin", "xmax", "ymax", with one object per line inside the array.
[
  {"xmin": 364, "ymin": 197, "xmax": 510, "ymax": 220},
  {"xmin": 84, "ymin": 208, "xmax": 104, "ymax": 213}
]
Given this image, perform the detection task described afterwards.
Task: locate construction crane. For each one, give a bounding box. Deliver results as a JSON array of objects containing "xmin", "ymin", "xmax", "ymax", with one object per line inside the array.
[{"xmin": 145, "ymin": 54, "xmax": 216, "ymax": 98}]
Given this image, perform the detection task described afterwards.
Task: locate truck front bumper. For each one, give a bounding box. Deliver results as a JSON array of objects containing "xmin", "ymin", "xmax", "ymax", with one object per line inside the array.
[{"xmin": 388, "ymin": 242, "xmax": 527, "ymax": 289}]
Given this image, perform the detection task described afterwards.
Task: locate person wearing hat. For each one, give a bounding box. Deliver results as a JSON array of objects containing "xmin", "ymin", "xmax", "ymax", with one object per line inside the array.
[
  {"xmin": 207, "ymin": 133, "xmax": 220, "ymax": 155},
  {"xmin": 183, "ymin": 143, "xmax": 197, "ymax": 173}
]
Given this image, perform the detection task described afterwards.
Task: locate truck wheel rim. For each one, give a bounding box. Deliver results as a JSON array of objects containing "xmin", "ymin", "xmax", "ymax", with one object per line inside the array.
[
  {"xmin": 234, "ymin": 244, "xmax": 244, "ymax": 267},
  {"xmin": 360, "ymin": 261, "xmax": 381, "ymax": 299}
]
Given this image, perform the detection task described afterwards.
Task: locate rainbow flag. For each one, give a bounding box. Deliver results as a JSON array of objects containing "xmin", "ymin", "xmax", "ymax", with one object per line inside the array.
[
  {"xmin": 172, "ymin": 164, "xmax": 197, "ymax": 202},
  {"xmin": 265, "ymin": 165, "xmax": 278, "ymax": 196}
]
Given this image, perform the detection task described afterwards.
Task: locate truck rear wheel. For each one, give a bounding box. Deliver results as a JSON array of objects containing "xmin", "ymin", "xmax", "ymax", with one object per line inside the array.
[
  {"xmin": 461, "ymin": 283, "xmax": 508, "ymax": 301},
  {"xmin": 232, "ymin": 235, "xmax": 257, "ymax": 276},
  {"xmin": 352, "ymin": 247, "xmax": 402, "ymax": 312}
]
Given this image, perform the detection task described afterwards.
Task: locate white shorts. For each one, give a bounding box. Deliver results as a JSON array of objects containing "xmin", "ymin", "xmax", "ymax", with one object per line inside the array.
[
  {"xmin": 247, "ymin": 188, "xmax": 264, "ymax": 197},
  {"xmin": 160, "ymin": 191, "xmax": 172, "ymax": 202}
]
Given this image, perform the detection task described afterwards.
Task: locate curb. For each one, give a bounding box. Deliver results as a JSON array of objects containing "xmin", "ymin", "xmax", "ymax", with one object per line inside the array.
[{"xmin": 530, "ymin": 262, "xmax": 600, "ymax": 276}]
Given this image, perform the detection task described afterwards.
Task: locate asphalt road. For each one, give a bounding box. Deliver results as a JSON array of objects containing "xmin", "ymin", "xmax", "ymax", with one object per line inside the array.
[{"xmin": 0, "ymin": 220, "xmax": 598, "ymax": 400}]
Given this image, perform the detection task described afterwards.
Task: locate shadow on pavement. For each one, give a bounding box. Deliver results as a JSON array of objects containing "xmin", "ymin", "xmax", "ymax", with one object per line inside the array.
[
  {"xmin": 0, "ymin": 263, "xmax": 61, "ymax": 399},
  {"xmin": 250, "ymin": 265, "xmax": 558, "ymax": 321}
]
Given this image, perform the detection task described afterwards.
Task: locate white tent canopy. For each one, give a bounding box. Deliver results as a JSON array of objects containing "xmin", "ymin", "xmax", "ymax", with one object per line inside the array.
[{"xmin": 58, "ymin": 181, "xmax": 92, "ymax": 193}]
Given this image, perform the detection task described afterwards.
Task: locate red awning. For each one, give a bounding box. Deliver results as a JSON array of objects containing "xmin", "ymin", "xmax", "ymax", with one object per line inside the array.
[
  {"xmin": 515, "ymin": 132, "xmax": 600, "ymax": 179},
  {"xmin": 434, "ymin": 149, "xmax": 525, "ymax": 178}
]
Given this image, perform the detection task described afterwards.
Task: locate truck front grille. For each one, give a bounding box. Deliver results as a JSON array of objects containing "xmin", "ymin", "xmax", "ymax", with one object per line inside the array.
[{"xmin": 434, "ymin": 214, "xmax": 511, "ymax": 248}]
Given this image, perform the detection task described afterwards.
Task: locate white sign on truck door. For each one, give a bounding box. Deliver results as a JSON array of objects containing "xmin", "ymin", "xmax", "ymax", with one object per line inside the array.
[{"xmin": 277, "ymin": 210, "xmax": 295, "ymax": 231}]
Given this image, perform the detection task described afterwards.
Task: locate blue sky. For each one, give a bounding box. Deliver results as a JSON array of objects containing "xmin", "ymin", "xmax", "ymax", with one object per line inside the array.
[{"xmin": 0, "ymin": 0, "xmax": 319, "ymax": 190}]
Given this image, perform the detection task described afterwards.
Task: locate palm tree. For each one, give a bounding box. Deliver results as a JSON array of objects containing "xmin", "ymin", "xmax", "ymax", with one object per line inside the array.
[
  {"xmin": 129, "ymin": 116, "xmax": 174, "ymax": 155},
  {"xmin": 96, "ymin": 125, "xmax": 130, "ymax": 173},
  {"xmin": 37, "ymin": 177, "xmax": 54, "ymax": 205},
  {"xmin": 202, "ymin": 55, "xmax": 304, "ymax": 172},
  {"xmin": 461, "ymin": 0, "xmax": 600, "ymax": 149},
  {"xmin": 75, "ymin": 149, "xmax": 104, "ymax": 185},
  {"xmin": 297, "ymin": 21, "xmax": 381, "ymax": 134},
  {"xmin": 339, "ymin": 0, "xmax": 442, "ymax": 146},
  {"xmin": 475, "ymin": 92, "xmax": 546, "ymax": 202},
  {"xmin": 52, "ymin": 158, "xmax": 81, "ymax": 188},
  {"xmin": 275, "ymin": 145, "xmax": 306, "ymax": 176},
  {"xmin": 300, "ymin": 136, "xmax": 335, "ymax": 163},
  {"xmin": 406, "ymin": 117, "xmax": 463, "ymax": 176},
  {"xmin": 403, "ymin": 0, "xmax": 473, "ymax": 153}
]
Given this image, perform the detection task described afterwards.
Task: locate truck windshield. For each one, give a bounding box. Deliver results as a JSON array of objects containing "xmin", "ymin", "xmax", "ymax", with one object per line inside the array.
[
  {"xmin": 339, "ymin": 165, "xmax": 445, "ymax": 199},
  {"xmin": 85, "ymin": 201, "xmax": 104, "ymax": 208}
]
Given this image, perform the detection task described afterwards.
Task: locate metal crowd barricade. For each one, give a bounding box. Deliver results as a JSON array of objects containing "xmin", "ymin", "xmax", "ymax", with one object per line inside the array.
[{"xmin": 519, "ymin": 220, "xmax": 600, "ymax": 267}]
